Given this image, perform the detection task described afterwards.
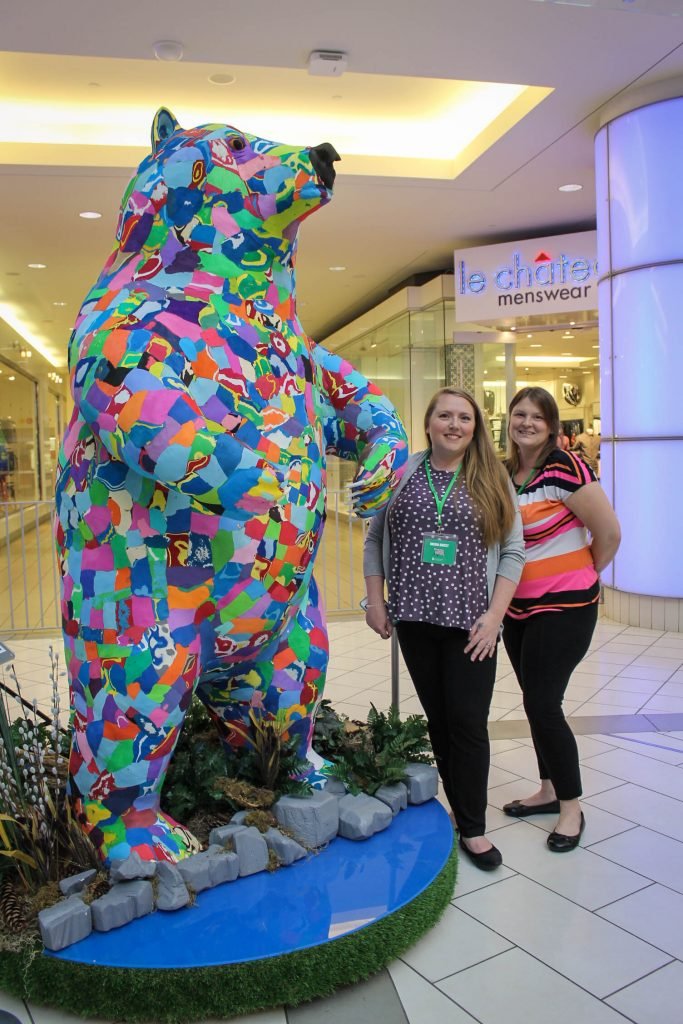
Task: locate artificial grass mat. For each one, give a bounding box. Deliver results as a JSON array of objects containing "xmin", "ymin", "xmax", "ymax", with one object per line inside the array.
[{"xmin": 0, "ymin": 844, "xmax": 457, "ymax": 1022}]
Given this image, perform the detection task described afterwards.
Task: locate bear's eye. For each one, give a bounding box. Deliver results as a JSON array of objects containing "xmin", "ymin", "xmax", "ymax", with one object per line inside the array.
[{"xmin": 228, "ymin": 136, "xmax": 247, "ymax": 152}]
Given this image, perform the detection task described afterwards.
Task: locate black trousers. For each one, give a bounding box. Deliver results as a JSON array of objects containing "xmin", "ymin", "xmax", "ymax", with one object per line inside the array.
[
  {"xmin": 396, "ymin": 620, "xmax": 496, "ymax": 838},
  {"xmin": 502, "ymin": 603, "xmax": 598, "ymax": 800}
]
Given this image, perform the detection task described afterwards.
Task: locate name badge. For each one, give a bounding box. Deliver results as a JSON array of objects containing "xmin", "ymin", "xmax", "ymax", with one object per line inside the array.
[{"xmin": 422, "ymin": 532, "xmax": 457, "ymax": 566}]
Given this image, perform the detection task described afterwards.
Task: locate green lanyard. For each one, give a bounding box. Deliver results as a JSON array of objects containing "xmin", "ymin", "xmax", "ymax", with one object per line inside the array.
[
  {"xmin": 425, "ymin": 459, "xmax": 462, "ymax": 532},
  {"xmin": 515, "ymin": 465, "xmax": 538, "ymax": 495}
]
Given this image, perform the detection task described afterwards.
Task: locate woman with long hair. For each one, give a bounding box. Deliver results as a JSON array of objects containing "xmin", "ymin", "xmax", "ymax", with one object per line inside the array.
[
  {"xmin": 363, "ymin": 387, "xmax": 525, "ymax": 870},
  {"xmin": 502, "ymin": 387, "xmax": 620, "ymax": 851}
]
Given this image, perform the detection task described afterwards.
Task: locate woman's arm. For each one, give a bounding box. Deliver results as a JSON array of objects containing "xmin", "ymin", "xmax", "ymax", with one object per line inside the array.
[
  {"xmin": 363, "ymin": 574, "xmax": 392, "ymax": 639},
  {"xmin": 564, "ymin": 481, "xmax": 621, "ymax": 572},
  {"xmin": 464, "ymin": 575, "xmax": 518, "ymax": 661}
]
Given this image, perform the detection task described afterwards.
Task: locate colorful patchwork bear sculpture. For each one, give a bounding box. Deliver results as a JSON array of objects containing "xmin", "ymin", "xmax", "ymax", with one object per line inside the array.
[{"xmin": 55, "ymin": 109, "xmax": 408, "ymax": 864}]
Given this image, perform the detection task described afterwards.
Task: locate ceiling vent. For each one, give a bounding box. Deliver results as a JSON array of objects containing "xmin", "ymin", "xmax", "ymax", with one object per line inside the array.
[{"xmin": 308, "ymin": 51, "xmax": 348, "ymax": 77}]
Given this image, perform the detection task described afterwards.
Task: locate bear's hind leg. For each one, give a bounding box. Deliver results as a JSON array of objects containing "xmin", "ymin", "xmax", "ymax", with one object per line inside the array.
[
  {"xmin": 65, "ymin": 626, "xmax": 202, "ymax": 864},
  {"xmin": 198, "ymin": 580, "xmax": 330, "ymax": 786}
]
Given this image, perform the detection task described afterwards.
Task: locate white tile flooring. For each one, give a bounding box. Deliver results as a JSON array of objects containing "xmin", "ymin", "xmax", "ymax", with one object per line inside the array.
[{"xmin": 2, "ymin": 616, "xmax": 683, "ymax": 1023}]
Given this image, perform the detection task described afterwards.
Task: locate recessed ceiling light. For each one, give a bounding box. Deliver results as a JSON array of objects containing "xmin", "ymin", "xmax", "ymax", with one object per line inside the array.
[
  {"xmin": 79, "ymin": 211, "xmax": 102, "ymax": 220},
  {"xmin": 559, "ymin": 374, "xmax": 568, "ymax": 378},
  {"xmin": 208, "ymin": 73, "xmax": 236, "ymax": 85},
  {"xmin": 510, "ymin": 326, "xmax": 516, "ymax": 331},
  {"xmin": 530, "ymin": 343, "xmax": 542, "ymax": 348},
  {"xmin": 8, "ymin": 375, "xmax": 15, "ymax": 381},
  {"xmin": 28, "ymin": 263, "xmax": 46, "ymax": 269},
  {"xmin": 53, "ymin": 301, "xmax": 67, "ymax": 307},
  {"xmin": 582, "ymin": 370, "xmax": 591, "ymax": 375},
  {"xmin": 527, "ymin": 334, "xmax": 533, "ymax": 339},
  {"xmin": 558, "ymin": 183, "xmax": 583, "ymax": 192},
  {"xmin": 483, "ymin": 369, "xmax": 488, "ymax": 374},
  {"xmin": 153, "ymin": 40, "xmax": 184, "ymax": 62},
  {"xmin": 328, "ymin": 266, "xmax": 347, "ymax": 272},
  {"xmin": 370, "ymin": 343, "xmax": 377, "ymax": 349},
  {"xmin": 561, "ymin": 351, "xmax": 573, "ymax": 355},
  {"xmin": 569, "ymin": 321, "xmax": 576, "ymax": 326},
  {"xmin": 592, "ymin": 345, "xmax": 599, "ymax": 349}
]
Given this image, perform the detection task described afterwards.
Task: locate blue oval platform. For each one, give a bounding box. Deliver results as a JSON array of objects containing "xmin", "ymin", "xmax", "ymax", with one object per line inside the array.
[{"xmin": 50, "ymin": 800, "xmax": 453, "ymax": 969}]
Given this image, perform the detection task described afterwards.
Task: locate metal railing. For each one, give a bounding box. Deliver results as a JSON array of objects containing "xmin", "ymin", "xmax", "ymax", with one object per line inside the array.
[{"xmin": 0, "ymin": 493, "xmax": 369, "ymax": 636}]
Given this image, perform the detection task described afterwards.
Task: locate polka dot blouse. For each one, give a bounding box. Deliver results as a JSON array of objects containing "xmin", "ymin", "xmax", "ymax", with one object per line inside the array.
[{"xmin": 388, "ymin": 461, "xmax": 488, "ymax": 630}]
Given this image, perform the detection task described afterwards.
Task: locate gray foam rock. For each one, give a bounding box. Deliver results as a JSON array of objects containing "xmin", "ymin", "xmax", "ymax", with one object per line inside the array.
[
  {"xmin": 375, "ymin": 782, "xmax": 408, "ymax": 816},
  {"xmin": 38, "ymin": 895, "xmax": 91, "ymax": 951},
  {"xmin": 114, "ymin": 879, "xmax": 154, "ymax": 918},
  {"xmin": 206, "ymin": 846, "xmax": 240, "ymax": 885},
  {"xmin": 233, "ymin": 826, "xmax": 269, "ymax": 877},
  {"xmin": 404, "ymin": 763, "xmax": 439, "ymax": 804},
  {"xmin": 323, "ymin": 778, "xmax": 347, "ymax": 797},
  {"xmin": 338, "ymin": 793, "xmax": 393, "ymax": 840},
  {"xmin": 273, "ymin": 791, "xmax": 339, "ymax": 848},
  {"xmin": 154, "ymin": 861, "xmax": 190, "ymax": 911},
  {"xmin": 176, "ymin": 851, "xmax": 213, "ymax": 893},
  {"xmin": 91, "ymin": 886, "xmax": 137, "ymax": 932},
  {"xmin": 109, "ymin": 850, "xmax": 156, "ymax": 882},
  {"xmin": 58, "ymin": 868, "xmax": 97, "ymax": 897},
  {"xmin": 208, "ymin": 823, "xmax": 247, "ymax": 847},
  {"xmin": 264, "ymin": 828, "xmax": 307, "ymax": 866}
]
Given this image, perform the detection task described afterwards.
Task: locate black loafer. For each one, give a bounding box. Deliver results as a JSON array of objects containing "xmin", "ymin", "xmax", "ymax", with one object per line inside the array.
[
  {"xmin": 503, "ymin": 799, "xmax": 560, "ymax": 818},
  {"xmin": 547, "ymin": 812, "xmax": 585, "ymax": 853},
  {"xmin": 459, "ymin": 837, "xmax": 503, "ymax": 871}
]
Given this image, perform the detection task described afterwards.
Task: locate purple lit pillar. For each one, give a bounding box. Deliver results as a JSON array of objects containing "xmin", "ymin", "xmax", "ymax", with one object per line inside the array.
[{"xmin": 596, "ymin": 83, "xmax": 683, "ymax": 627}]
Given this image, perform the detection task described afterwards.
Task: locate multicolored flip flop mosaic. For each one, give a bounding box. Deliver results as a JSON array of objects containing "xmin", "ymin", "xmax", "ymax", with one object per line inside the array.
[{"xmin": 54, "ymin": 109, "xmax": 408, "ymax": 865}]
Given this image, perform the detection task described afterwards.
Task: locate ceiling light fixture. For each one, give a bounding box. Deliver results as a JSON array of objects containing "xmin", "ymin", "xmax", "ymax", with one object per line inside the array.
[
  {"xmin": 558, "ymin": 183, "xmax": 583, "ymax": 192},
  {"xmin": 328, "ymin": 265, "xmax": 347, "ymax": 272},
  {"xmin": 153, "ymin": 40, "xmax": 184, "ymax": 62},
  {"xmin": 28, "ymin": 263, "xmax": 46, "ymax": 269},
  {"xmin": 527, "ymin": 334, "xmax": 533, "ymax": 339},
  {"xmin": 208, "ymin": 73, "xmax": 236, "ymax": 85},
  {"xmin": 529, "ymin": 343, "xmax": 542, "ymax": 348},
  {"xmin": 53, "ymin": 301, "xmax": 67, "ymax": 307},
  {"xmin": 79, "ymin": 211, "xmax": 102, "ymax": 220}
]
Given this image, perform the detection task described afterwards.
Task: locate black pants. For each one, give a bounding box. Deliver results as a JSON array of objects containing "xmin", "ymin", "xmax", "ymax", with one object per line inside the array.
[
  {"xmin": 396, "ymin": 620, "xmax": 496, "ymax": 838},
  {"xmin": 502, "ymin": 603, "xmax": 598, "ymax": 800}
]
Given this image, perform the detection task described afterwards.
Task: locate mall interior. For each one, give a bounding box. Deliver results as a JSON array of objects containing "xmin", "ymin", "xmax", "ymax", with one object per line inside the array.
[{"xmin": 1, "ymin": 2, "xmax": 683, "ymax": 1022}]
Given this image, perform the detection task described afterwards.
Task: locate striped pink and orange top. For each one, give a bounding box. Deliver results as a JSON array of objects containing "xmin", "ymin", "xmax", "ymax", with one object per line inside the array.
[{"xmin": 506, "ymin": 449, "xmax": 599, "ymax": 619}]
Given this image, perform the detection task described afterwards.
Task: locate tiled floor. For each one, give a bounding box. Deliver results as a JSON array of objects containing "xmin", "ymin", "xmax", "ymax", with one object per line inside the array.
[{"xmin": 2, "ymin": 616, "xmax": 683, "ymax": 1023}]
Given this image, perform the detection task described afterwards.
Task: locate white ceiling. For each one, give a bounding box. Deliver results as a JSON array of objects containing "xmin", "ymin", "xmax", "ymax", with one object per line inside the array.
[{"xmin": 1, "ymin": 0, "xmax": 682, "ymax": 370}]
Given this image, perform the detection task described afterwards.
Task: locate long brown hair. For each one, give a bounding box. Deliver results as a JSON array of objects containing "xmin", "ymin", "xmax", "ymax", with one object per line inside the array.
[
  {"xmin": 423, "ymin": 387, "xmax": 515, "ymax": 546},
  {"xmin": 506, "ymin": 386, "xmax": 560, "ymax": 476}
]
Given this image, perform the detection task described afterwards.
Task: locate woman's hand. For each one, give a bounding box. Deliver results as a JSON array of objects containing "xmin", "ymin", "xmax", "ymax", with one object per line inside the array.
[
  {"xmin": 366, "ymin": 602, "xmax": 392, "ymax": 640},
  {"xmin": 465, "ymin": 612, "xmax": 500, "ymax": 662}
]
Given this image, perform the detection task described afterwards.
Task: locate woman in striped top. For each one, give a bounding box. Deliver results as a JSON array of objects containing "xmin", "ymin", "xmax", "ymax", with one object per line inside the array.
[{"xmin": 501, "ymin": 387, "xmax": 620, "ymax": 852}]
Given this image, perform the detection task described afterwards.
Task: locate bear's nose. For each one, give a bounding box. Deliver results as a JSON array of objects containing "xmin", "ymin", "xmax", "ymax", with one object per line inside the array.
[{"xmin": 309, "ymin": 143, "xmax": 341, "ymax": 190}]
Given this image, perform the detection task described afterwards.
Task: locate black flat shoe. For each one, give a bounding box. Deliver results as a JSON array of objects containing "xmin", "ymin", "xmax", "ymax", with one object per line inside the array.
[
  {"xmin": 459, "ymin": 837, "xmax": 503, "ymax": 871},
  {"xmin": 503, "ymin": 799, "xmax": 561, "ymax": 818},
  {"xmin": 547, "ymin": 812, "xmax": 585, "ymax": 853}
]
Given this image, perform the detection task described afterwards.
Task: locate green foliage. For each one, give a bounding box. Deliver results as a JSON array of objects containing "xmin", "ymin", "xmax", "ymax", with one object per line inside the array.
[
  {"xmin": 161, "ymin": 700, "xmax": 312, "ymax": 822},
  {"xmin": 320, "ymin": 702, "xmax": 433, "ymax": 796},
  {"xmin": 0, "ymin": 650, "xmax": 97, "ymax": 894},
  {"xmin": 161, "ymin": 702, "xmax": 233, "ymax": 822},
  {"xmin": 312, "ymin": 699, "xmax": 348, "ymax": 759}
]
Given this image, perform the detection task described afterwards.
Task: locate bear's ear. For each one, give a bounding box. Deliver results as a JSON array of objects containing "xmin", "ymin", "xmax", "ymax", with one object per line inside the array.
[{"xmin": 151, "ymin": 108, "xmax": 181, "ymax": 154}]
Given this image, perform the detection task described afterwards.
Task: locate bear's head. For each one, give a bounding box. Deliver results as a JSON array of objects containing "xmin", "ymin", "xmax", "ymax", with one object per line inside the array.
[{"xmin": 115, "ymin": 108, "xmax": 340, "ymax": 259}]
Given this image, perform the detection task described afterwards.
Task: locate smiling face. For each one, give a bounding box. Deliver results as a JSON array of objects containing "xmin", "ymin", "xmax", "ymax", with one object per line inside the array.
[
  {"xmin": 508, "ymin": 396, "xmax": 552, "ymax": 460},
  {"xmin": 425, "ymin": 393, "xmax": 476, "ymax": 467}
]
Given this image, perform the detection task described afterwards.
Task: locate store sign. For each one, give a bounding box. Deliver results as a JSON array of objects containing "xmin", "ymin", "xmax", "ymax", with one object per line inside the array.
[{"xmin": 454, "ymin": 230, "xmax": 597, "ymax": 322}]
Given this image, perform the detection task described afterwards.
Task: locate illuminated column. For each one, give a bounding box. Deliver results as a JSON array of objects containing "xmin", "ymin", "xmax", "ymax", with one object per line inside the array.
[{"xmin": 596, "ymin": 82, "xmax": 683, "ymax": 627}]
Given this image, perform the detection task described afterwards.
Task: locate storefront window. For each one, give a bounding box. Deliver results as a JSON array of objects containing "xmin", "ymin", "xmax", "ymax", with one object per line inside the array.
[{"xmin": 0, "ymin": 361, "xmax": 39, "ymax": 502}]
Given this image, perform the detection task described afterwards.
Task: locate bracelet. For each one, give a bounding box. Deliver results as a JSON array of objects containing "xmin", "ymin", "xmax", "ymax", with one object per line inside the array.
[{"xmin": 360, "ymin": 598, "xmax": 386, "ymax": 610}]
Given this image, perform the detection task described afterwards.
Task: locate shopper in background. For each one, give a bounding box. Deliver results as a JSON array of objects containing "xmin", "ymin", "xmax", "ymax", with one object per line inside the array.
[
  {"xmin": 502, "ymin": 387, "xmax": 620, "ymax": 851},
  {"xmin": 363, "ymin": 388, "xmax": 525, "ymax": 871}
]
